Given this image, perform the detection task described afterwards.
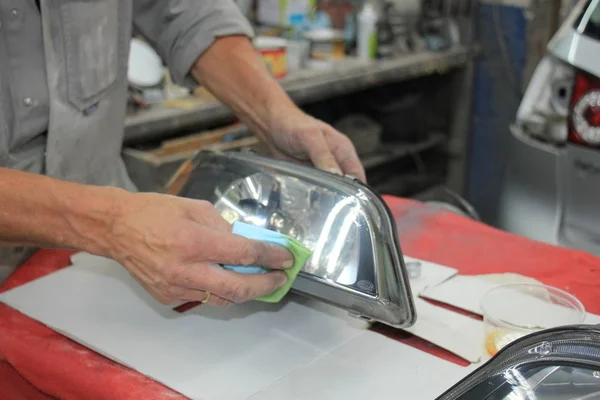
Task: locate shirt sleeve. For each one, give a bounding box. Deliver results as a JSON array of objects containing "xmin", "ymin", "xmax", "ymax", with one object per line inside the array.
[{"xmin": 132, "ymin": 0, "xmax": 254, "ymax": 88}]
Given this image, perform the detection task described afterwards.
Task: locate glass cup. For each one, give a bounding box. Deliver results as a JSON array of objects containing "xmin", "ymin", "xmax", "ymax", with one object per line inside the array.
[{"xmin": 481, "ymin": 283, "xmax": 585, "ymax": 359}]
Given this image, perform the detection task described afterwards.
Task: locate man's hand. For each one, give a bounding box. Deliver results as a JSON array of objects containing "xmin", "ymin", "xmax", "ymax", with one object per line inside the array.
[
  {"xmin": 0, "ymin": 168, "xmax": 293, "ymax": 306},
  {"xmin": 266, "ymin": 107, "xmax": 366, "ymax": 183},
  {"xmin": 191, "ymin": 37, "xmax": 366, "ymax": 182},
  {"xmin": 106, "ymin": 193, "xmax": 293, "ymax": 306}
]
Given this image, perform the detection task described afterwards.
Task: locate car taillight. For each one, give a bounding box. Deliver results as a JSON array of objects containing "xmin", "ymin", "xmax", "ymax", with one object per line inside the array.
[{"xmin": 569, "ymin": 70, "xmax": 600, "ymax": 146}]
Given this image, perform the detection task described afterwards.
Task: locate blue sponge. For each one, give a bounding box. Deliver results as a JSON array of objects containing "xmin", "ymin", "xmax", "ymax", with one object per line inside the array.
[{"xmin": 222, "ymin": 222, "xmax": 312, "ymax": 303}]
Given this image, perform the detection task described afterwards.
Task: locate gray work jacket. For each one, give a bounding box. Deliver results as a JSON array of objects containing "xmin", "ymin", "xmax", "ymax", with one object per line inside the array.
[{"xmin": 0, "ymin": 0, "xmax": 253, "ymax": 283}]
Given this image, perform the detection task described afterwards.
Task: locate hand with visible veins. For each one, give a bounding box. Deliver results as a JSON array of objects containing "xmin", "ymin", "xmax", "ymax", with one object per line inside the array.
[
  {"xmin": 191, "ymin": 36, "xmax": 366, "ymax": 183},
  {"xmin": 0, "ymin": 168, "xmax": 293, "ymax": 306},
  {"xmin": 267, "ymin": 107, "xmax": 366, "ymax": 183},
  {"xmin": 107, "ymin": 193, "xmax": 293, "ymax": 306}
]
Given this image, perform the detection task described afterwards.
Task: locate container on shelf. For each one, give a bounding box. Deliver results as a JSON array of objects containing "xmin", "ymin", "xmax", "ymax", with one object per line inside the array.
[
  {"xmin": 357, "ymin": 1, "xmax": 378, "ymax": 60},
  {"xmin": 286, "ymin": 40, "xmax": 310, "ymax": 72},
  {"xmin": 256, "ymin": 0, "xmax": 314, "ymax": 27},
  {"xmin": 304, "ymin": 28, "xmax": 346, "ymax": 61},
  {"xmin": 253, "ymin": 36, "xmax": 288, "ymax": 79}
]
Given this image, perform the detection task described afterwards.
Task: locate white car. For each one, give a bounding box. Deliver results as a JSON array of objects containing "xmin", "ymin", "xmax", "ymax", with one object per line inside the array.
[{"xmin": 497, "ymin": 0, "xmax": 600, "ymax": 256}]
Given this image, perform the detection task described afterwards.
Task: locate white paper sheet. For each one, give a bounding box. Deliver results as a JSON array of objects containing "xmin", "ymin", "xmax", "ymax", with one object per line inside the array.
[
  {"xmin": 420, "ymin": 274, "xmax": 596, "ymax": 328},
  {"xmin": 420, "ymin": 275, "xmax": 495, "ymax": 316},
  {"xmin": 0, "ymin": 253, "xmax": 368, "ymax": 400},
  {"xmin": 403, "ymin": 256, "xmax": 458, "ymax": 295},
  {"xmin": 13, "ymin": 253, "xmax": 594, "ymax": 398},
  {"xmin": 250, "ymin": 331, "xmax": 476, "ymax": 400},
  {"xmin": 404, "ymin": 298, "xmax": 483, "ymax": 363},
  {"xmin": 0, "ymin": 253, "xmax": 475, "ymax": 400},
  {"xmin": 399, "ymin": 257, "xmax": 486, "ymax": 363},
  {"xmin": 585, "ymin": 313, "xmax": 600, "ymax": 325}
]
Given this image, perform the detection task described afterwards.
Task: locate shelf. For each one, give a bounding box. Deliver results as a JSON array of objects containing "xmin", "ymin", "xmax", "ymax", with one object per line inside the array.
[
  {"xmin": 361, "ymin": 133, "xmax": 447, "ymax": 170},
  {"xmin": 124, "ymin": 46, "xmax": 474, "ymax": 145}
]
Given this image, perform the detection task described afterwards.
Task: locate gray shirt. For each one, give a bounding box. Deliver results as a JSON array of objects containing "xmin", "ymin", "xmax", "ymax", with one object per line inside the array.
[{"xmin": 0, "ymin": 0, "xmax": 254, "ymax": 283}]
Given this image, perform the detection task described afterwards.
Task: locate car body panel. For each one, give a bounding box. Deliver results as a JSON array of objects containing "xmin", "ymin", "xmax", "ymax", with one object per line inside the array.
[
  {"xmin": 498, "ymin": 126, "xmax": 563, "ymax": 246},
  {"xmin": 559, "ymin": 144, "xmax": 600, "ymax": 255},
  {"xmin": 549, "ymin": 28, "xmax": 600, "ymax": 79},
  {"xmin": 497, "ymin": 0, "xmax": 600, "ymax": 256},
  {"xmin": 549, "ymin": 0, "xmax": 600, "ymax": 78}
]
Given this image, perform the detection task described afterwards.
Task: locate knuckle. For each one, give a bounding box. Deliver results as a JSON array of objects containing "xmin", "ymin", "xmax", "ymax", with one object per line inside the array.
[
  {"xmin": 167, "ymin": 286, "xmax": 184, "ymax": 299},
  {"xmin": 258, "ymin": 243, "xmax": 284, "ymax": 266},
  {"xmin": 146, "ymin": 273, "xmax": 165, "ymax": 288},
  {"xmin": 198, "ymin": 200, "xmax": 216, "ymax": 212},
  {"xmin": 187, "ymin": 199, "xmax": 215, "ymax": 216},
  {"xmin": 230, "ymin": 283, "xmax": 253, "ymax": 303},
  {"xmin": 156, "ymin": 292, "xmax": 174, "ymax": 305},
  {"xmin": 341, "ymin": 137, "xmax": 354, "ymax": 149},
  {"xmin": 213, "ymin": 297, "xmax": 231, "ymax": 307},
  {"xmin": 214, "ymin": 278, "xmax": 229, "ymax": 296},
  {"xmin": 153, "ymin": 278, "xmax": 171, "ymax": 294},
  {"xmin": 314, "ymin": 147, "xmax": 333, "ymax": 158},
  {"xmin": 171, "ymin": 228, "xmax": 197, "ymax": 254},
  {"xmin": 194, "ymin": 199, "xmax": 212, "ymax": 209},
  {"xmin": 163, "ymin": 266, "xmax": 183, "ymax": 284},
  {"xmin": 153, "ymin": 280, "xmax": 181, "ymax": 304},
  {"xmin": 236, "ymin": 242, "xmax": 259, "ymax": 266}
]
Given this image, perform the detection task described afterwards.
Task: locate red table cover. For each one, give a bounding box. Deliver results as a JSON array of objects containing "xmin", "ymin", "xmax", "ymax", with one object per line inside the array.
[{"xmin": 1, "ymin": 196, "xmax": 599, "ymax": 399}]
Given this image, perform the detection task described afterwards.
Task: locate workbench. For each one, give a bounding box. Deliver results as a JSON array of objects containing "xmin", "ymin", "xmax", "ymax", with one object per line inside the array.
[{"xmin": 1, "ymin": 196, "xmax": 598, "ymax": 400}]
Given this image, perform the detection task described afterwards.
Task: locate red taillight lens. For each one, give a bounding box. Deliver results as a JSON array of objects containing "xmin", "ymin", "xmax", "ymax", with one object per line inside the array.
[{"xmin": 569, "ymin": 70, "xmax": 600, "ymax": 146}]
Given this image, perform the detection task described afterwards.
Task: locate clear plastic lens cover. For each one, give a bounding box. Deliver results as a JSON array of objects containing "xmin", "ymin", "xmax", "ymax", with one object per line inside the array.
[
  {"xmin": 214, "ymin": 172, "xmax": 370, "ymax": 289},
  {"xmin": 462, "ymin": 364, "xmax": 600, "ymax": 400},
  {"xmin": 437, "ymin": 326, "xmax": 600, "ymax": 400},
  {"xmin": 176, "ymin": 150, "xmax": 416, "ymax": 327}
]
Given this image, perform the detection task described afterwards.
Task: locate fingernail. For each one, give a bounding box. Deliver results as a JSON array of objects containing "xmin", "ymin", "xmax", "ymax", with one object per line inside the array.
[
  {"xmin": 277, "ymin": 273, "xmax": 289, "ymax": 286},
  {"xmin": 328, "ymin": 167, "xmax": 343, "ymax": 175},
  {"xmin": 282, "ymin": 259, "xmax": 294, "ymax": 269}
]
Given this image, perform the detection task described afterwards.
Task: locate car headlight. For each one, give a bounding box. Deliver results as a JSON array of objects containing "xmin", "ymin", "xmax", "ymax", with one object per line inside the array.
[
  {"xmin": 174, "ymin": 150, "xmax": 416, "ymax": 328},
  {"xmin": 437, "ymin": 324, "xmax": 600, "ymax": 400}
]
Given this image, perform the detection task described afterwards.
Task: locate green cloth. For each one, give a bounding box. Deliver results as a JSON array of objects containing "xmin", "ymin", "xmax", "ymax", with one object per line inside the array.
[
  {"xmin": 258, "ymin": 235, "xmax": 312, "ymax": 303},
  {"xmin": 223, "ymin": 222, "xmax": 313, "ymax": 303}
]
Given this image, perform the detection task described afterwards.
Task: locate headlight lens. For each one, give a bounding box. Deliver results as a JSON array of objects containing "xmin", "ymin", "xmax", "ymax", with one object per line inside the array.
[
  {"xmin": 214, "ymin": 172, "xmax": 366, "ymax": 287},
  {"xmin": 176, "ymin": 150, "xmax": 416, "ymax": 328},
  {"xmin": 437, "ymin": 325, "xmax": 600, "ymax": 400}
]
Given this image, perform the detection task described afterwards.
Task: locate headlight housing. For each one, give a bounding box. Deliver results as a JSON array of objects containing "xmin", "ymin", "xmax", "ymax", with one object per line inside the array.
[
  {"xmin": 437, "ymin": 324, "xmax": 600, "ymax": 400},
  {"xmin": 175, "ymin": 150, "xmax": 416, "ymax": 328}
]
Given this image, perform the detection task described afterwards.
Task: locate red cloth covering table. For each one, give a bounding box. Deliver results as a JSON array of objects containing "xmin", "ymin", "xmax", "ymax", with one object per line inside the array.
[{"xmin": 1, "ymin": 196, "xmax": 599, "ymax": 399}]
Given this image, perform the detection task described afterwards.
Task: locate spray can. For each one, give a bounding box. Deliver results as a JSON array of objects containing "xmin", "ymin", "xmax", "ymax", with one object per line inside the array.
[{"xmin": 357, "ymin": 1, "xmax": 378, "ymax": 60}]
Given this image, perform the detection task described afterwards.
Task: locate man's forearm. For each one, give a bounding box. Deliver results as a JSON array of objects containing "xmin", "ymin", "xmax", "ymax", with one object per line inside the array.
[
  {"xmin": 190, "ymin": 36, "xmax": 298, "ymax": 141},
  {"xmin": 0, "ymin": 167, "xmax": 125, "ymax": 254}
]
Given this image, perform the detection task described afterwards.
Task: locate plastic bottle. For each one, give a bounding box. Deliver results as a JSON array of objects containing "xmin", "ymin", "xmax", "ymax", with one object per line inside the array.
[{"xmin": 357, "ymin": 1, "xmax": 378, "ymax": 60}]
